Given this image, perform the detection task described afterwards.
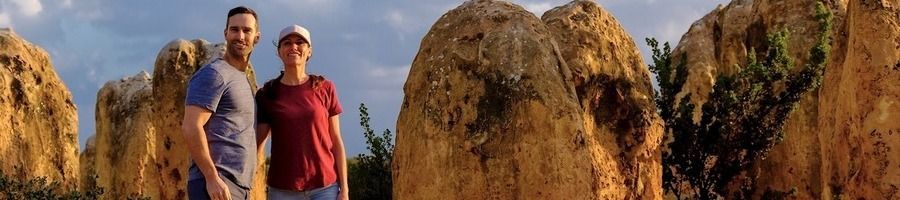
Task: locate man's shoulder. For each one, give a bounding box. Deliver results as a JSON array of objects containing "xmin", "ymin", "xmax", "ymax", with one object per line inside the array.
[
  {"xmin": 200, "ymin": 58, "xmax": 227, "ymax": 72},
  {"xmin": 190, "ymin": 64, "xmax": 222, "ymax": 81},
  {"xmin": 196, "ymin": 59, "xmax": 245, "ymax": 80}
]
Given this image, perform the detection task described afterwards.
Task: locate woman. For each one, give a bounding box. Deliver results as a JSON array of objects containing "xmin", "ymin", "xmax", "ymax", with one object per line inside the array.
[{"xmin": 256, "ymin": 24, "xmax": 349, "ymax": 200}]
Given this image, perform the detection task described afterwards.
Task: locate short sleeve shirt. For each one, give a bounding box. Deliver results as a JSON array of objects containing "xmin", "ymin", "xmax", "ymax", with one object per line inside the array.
[
  {"xmin": 256, "ymin": 78, "xmax": 342, "ymax": 191},
  {"xmin": 185, "ymin": 58, "xmax": 257, "ymax": 189}
]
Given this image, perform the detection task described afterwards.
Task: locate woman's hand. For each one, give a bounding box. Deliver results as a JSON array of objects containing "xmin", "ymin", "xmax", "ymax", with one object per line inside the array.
[{"xmin": 337, "ymin": 190, "xmax": 349, "ymax": 200}]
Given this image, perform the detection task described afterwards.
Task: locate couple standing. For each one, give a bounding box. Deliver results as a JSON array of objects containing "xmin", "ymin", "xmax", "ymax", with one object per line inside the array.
[{"xmin": 181, "ymin": 6, "xmax": 348, "ymax": 200}]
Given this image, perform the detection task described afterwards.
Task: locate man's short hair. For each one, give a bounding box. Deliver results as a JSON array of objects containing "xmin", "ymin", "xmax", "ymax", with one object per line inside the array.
[{"xmin": 226, "ymin": 6, "xmax": 258, "ymax": 29}]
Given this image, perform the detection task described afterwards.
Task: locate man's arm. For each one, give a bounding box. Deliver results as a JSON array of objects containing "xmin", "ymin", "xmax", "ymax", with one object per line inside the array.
[{"xmin": 182, "ymin": 105, "xmax": 230, "ymax": 200}]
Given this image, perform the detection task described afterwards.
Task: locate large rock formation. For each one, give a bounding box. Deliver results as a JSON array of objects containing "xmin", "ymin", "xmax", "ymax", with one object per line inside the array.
[
  {"xmin": 393, "ymin": 0, "xmax": 662, "ymax": 199},
  {"xmin": 151, "ymin": 38, "xmax": 223, "ymax": 200},
  {"xmin": 542, "ymin": 0, "xmax": 663, "ymax": 199},
  {"xmin": 818, "ymin": 0, "xmax": 900, "ymax": 198},
  {"xmin": 0, "ymin": 28, "xmax": 80, "ymax": 190},
  {"xmin": 83, "ymin": 39, "xmax": 267, "ymax": 199},
  {"xmin": 81, "ymin": 71, "xmax": 158, "ymax": 199},
  {"xmin": 671, "ymin": 0, "xmax": 898, "ymax": 198}
]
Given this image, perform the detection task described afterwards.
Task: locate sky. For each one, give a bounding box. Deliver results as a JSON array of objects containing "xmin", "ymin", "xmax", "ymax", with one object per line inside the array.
[{"xmin": 0, "ymin": 0, "xmax": 728, "ymax": 156}]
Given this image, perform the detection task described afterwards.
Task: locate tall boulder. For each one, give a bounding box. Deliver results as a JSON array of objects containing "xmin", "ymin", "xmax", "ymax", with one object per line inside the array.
[
  {"xmin": 151, "ymin": 38, "xmax": 221, "ymax": 200},
  {"xmin": 0, "ymin": 28, "xmax": 80, "ymax": 190},
  {"xmin": 82, "ymin": 71, "xmax": 158, "ymax": 198},
  {"xmin": 543, "ymin": 1, "xmax": 663, "ymax": 199},
  {"xmin": 818, "ymin": 0, "xmax": 900, "ymax": 198},
  {"xmin": 393, "ymin": 0, "xmax": 662, "ymax": 199},
  {"xmin": 671, "ymin": 0, "xmax": 898, "ymax": 198},
  {"xmin": 669, "ymin": 1, "xmax": 849, "ymax": 198},
  {"xmin": 542, "ymin": 0, "xmax": 663, "ymax": 199}
]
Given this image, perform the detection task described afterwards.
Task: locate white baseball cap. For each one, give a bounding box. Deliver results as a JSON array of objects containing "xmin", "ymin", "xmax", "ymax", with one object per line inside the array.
[{"xmin": 278, "ymin": 24, "xmax": 311, "ymax": 47}]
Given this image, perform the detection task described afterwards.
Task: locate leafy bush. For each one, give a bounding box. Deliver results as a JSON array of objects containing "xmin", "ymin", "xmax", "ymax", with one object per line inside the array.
[
  {"xmin": 649, "ymin": 1, "xmax": 832, "ymax": 199},
  {"xmin": 0, "ymin": 170, "xmax": 104, "ymax": 200},
  {"xmin": 348, "ymin": 103, "xmax": 393, "ymax": 200}
]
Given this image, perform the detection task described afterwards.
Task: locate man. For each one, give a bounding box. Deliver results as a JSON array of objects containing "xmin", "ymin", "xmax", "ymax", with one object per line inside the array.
[{"xmin": 182, "ymin": 6, "xmax": 260, "ymax": 200}]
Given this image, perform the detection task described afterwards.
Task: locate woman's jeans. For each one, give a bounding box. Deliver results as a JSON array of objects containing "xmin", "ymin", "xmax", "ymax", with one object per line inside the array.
[{"xmin": 268, "ymin": 183, "xmax": 340, "ymax": 200}]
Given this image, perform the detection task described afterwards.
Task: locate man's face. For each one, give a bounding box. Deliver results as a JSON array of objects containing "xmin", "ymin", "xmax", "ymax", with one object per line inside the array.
[{"xmin": 224, "ymin": 13, "xmax": 259, "ymax": 59}]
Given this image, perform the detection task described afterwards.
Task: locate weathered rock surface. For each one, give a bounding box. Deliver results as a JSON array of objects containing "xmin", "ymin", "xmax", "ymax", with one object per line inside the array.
[
  {"xmin": 672, "ymin": 0, "xmax": 899, "ymax": 199},
  {"xmin": 81, "ymin": 71, "xmax": 158, "ymax": 198},
  {"xmin": 393, "ymin": 0, "xmax": 662, "ymax": 199},
  {"xmin": 151, "ymin": 38, "xmax": 223, "ymax": 200},
  {"xmin": 0, "ymin": 28, "xmax": 80, "ymax": 191},
  {"xmin": 543, "ymin": 0, "xmax": 663, "ymax": 199},
  {"xmin": 83, "ymin": 39, "xmax": 267, "ymax": 199},
  {"xmin": 818, "ymin": 0, "xmax": 900, "ymax": 198}
]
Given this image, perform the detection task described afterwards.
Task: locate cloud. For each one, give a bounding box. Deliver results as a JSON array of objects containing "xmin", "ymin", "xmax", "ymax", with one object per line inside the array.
[
  {"xmin": 384, "ymin": 10, "xmax": 406, "ymax": 31},
  {"xmin": 0, "ymin": 12, "xmax": 9, "ymax": 27},
  {"xmin": 7, "ymin": 0, "xmax": 42, "ymax": 16},
  {"xmin": 59, "ymin": 0, "xmax": 72, "ymax": 8},
  {"xmin": 521, "ymin": 2, "xmax": 554, "ymax": 15},
  {"xmin": 367, "ymin": 64, "xmax": 410, "ymax": 89}
]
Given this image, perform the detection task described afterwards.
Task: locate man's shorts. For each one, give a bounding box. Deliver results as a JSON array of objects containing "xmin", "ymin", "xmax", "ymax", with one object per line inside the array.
[{"xmin": 187, "ymin": 175, "xmax": 249, "ymax": 200}]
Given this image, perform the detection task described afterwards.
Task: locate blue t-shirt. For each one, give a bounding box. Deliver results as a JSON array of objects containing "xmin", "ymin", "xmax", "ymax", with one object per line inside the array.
[{"xmin": 184, "ymin": 58, "xmax": 257, "ymax": 189}]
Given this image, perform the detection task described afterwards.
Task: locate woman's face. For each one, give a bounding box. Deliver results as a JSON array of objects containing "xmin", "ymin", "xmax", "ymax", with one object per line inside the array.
[{"xmin": 278, "ymin": 34, "xmax": 311, "ymax": 66}]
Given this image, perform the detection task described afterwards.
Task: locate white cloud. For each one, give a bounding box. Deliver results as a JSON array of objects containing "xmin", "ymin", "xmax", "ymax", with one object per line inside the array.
[
  {"xmin": 385, "ymin": 10, "xmax": 404, "ymax": 29},
  {"xmin": 660, "ymin": 19, "xmax": 684, "ymax": 45},
  {"xmin": 521, "ymin": 2, "xmax": 553, "ymax": 16},
  {"xmin": 657, "ymin": 7, "xmax": 712, "ymax": 45},
  {"xmin": 73, "ymin": 9, "xmax": 102, "ymax": 20},
  {"xmin": 364, "ymin": 64, "xmax": 410, "ymax": 90},
  {"xmin": 59, "ymin": 0, "xmax": 72, "ymax": 8},
  {"xmin": 0, "ymin": 12, "xmax": 10, "ymax": 27},
  {"xmin": 8, "ymin": 0, "xmax": 42, "ymax": 16},
  {"xmin": 369, "ymin": 64, "xmax": 409, "ymax": 80}
]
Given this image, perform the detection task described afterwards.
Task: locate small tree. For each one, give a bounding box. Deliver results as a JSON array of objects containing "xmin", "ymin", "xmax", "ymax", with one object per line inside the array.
[
  {"xmin": 650, "ymin": 2, "xmax": 832, "ymax": 199},
  {"xmin": 348, "ymin": 103, "xmax": 393, "ymax": 200}
]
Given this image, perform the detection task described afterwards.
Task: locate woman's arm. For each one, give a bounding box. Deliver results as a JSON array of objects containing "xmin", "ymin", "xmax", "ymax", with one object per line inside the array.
[
  {"xmin": 329, "ymin": 115, "xmax": 349, "ymax": 200},
  {"xmin": 256, "ymin": 123, "xmax": 271, "ymax": 154}
]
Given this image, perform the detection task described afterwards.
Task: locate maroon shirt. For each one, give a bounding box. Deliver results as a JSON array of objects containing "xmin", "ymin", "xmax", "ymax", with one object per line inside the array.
[{"xmin": 256, "ymin": 78, "xmax": 342, "ymax": 191}]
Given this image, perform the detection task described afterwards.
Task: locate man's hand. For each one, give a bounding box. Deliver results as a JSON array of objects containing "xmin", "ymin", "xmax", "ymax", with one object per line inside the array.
[{"xmin": 206, "ymin": 176, "xmax": 232, "ymax": 200}]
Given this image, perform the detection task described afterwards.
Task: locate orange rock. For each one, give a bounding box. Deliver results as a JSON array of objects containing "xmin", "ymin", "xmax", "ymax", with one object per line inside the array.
[
  {"xmin": 394, "ymin": 0, "xmax": 662, "ymax": 199},
  {"xmin": 672, "ymin": 0, "xmax": 899, "ymax": 198},
  {"xmin": 544, "ymin": 1, "xmax": 663, "ymax": 199},
  {"xmin": 0, "ymin": 28, "xmax": 80, "ymax": 191}
]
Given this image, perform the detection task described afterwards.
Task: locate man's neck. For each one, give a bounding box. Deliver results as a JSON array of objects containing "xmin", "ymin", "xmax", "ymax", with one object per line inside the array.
[{"xmin": 223, "ymin": 54, "xmax": 249, "ymax": 72}]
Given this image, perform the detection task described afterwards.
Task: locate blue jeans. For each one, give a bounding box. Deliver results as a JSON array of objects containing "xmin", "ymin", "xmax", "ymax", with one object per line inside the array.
[{"xmin": 268, "ymin": 183, "xmax": 340, "ymax": 200}]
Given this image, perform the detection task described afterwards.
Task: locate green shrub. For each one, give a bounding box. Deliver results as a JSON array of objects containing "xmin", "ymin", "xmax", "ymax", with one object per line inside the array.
[
  {"xmin": 649, "ymin": 1, "xmax": 832, "ymax": 199},
  {"xmin": 348, "ymin": 103, "xmax": 393, "ymax": 200},
  {"xmin": 0, "ymin": 170, "xmax": 104, "ymax": 200}
]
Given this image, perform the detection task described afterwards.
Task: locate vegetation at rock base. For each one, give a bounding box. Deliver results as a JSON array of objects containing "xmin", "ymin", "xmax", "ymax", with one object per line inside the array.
[
  {"xmin": 648, "ymin": 1, "xmax": 832, "ymax": 199},
  {"xmin": 348, "ymin": 103, "xmax": 394, "ymax": 200},
  {"xmin": 0, "ymin": 170, "xmax": 104, "ymax": 200}
]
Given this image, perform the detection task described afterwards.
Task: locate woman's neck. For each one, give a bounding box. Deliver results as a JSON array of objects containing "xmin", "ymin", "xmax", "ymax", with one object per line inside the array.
[{"xmin": 280, "ymin": 64, "xmax": 308, "ymax": 86}]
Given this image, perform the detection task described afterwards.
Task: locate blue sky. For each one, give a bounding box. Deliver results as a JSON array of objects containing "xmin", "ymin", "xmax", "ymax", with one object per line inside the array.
[{"xmin": 0, "ymin": 0, "xmax": 727, "ymax": 156}]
